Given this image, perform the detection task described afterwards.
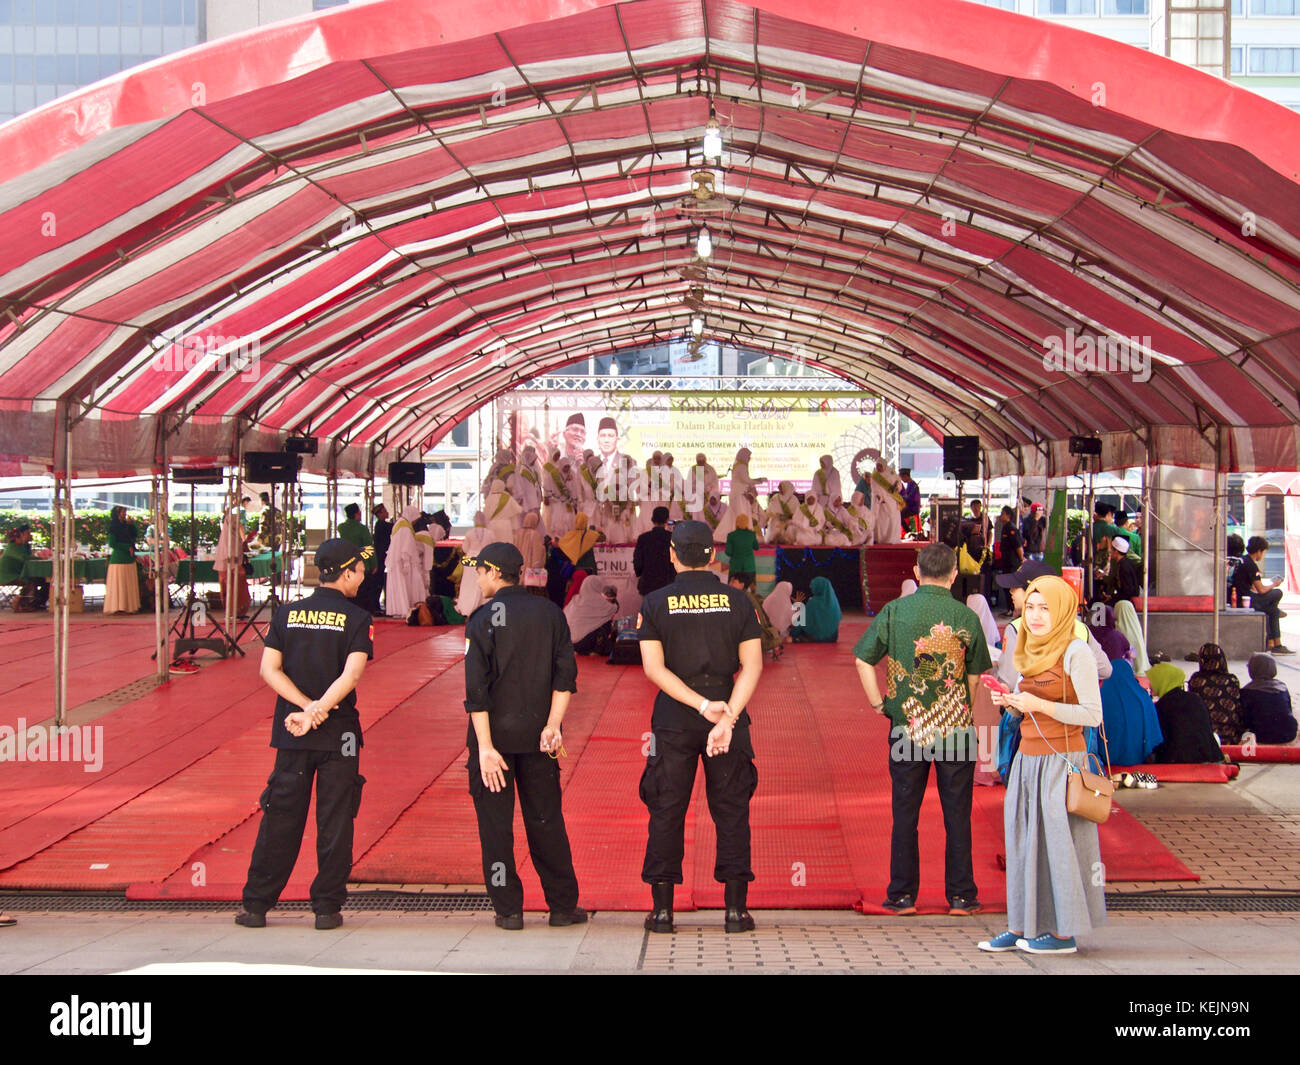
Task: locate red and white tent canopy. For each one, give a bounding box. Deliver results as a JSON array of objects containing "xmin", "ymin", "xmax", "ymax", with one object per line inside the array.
[{"xmin": 1, "ymin": 0, "xmax": 1298, "ymax": 478}]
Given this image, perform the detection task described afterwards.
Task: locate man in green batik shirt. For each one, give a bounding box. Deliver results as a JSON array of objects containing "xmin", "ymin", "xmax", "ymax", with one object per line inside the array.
[
  {"xmin": 337, "ymin": 503, "xmax": 379, "ymax": 612},
  {"xmin": 852, "ymin": 542, "xmax": 992, "ymax": 918}
]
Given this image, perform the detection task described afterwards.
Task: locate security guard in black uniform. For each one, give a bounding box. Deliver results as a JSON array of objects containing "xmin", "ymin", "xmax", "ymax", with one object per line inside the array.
[
  {"xmin": 235, "ymin": 538, "xmax": 374, "ymax": 930},
  {"xmin": 463, "ymin": 541, "xmax": 586, "ymax": 930},
  {"xmin": 638, "ymin": 520, "xmax": 764, "ymax": 933}
]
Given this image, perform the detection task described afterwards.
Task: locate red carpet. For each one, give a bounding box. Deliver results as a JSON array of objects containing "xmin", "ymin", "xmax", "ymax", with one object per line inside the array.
[
  {"xmin": 0, "ymin": 616, "xmax": 1198, "ymax": 907},
  {"xmin": 1111, "ymin": 763, "xmax": 1240, "ymax": 782},
  {"xmin": 1221, "ymin": 744, "xmax": 1300, "ymax": 763}
]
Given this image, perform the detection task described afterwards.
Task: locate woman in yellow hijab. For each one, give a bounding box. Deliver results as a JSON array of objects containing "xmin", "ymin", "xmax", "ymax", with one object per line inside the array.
[
  {"xmin": 979, "ymin": 575, "xmax": 1105, "ymax": 957},
  {"xmin": 556, "ymin": 511, "xmax": 600, "ymax": 569}
]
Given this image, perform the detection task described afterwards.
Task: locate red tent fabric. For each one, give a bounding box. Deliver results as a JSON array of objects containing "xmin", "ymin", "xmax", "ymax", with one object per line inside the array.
[{"xmin": 0, "ymin": 0, "xmax": 1298, "ymax": 476}]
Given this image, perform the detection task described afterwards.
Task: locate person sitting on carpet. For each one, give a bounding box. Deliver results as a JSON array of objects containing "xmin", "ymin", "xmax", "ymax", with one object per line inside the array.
[
  {"xmin": 790, "ymin": 576, "xmax": 841, "ymax": 643},
  {"xmin": 1086, "ymin": 603, "xmax": 1132, "ymax": 667},
  {"xmin": 729, "ymin": 573, "xmax": 782, "ymax": 657},
  {"xmin": 762, "ymin": 581, "xmax": 795, "ymax": 641},
  {"xmin": 982, "ymin": 575, "xmax": 1105, "ymax": 955},
  {"xmin": 1100, "ymin": 658, "xmax": 1163, "ymax": 766},
  {"xmin": 1240, "ymin": 653, "xmax": 1299, "ymax": 745},
  {"xmin": 564, "ymin": 579, "xmax": 619, "ymax": 656},
  {"xmin": 1189, "ymin": 643, "xmax": 1246, "ymax": 745},
  {"xmin": 1146, "ymin": 663, "xmax": 1225, "ymax": 763}
]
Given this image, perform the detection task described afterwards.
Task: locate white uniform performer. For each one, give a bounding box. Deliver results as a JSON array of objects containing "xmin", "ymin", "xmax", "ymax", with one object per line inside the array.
[
  {"xmin": 455, "ymin": 511, "xmax": 491, "ymax": 618},
  {"xmin": 484, "ymin": 479, "xmax": 523, "ymax": 543},
  {"xmin": 714, "ymin": 446, "xmax": 761, "ymax": 541},
  {"xmin": 765, "ymin": 481, "xmax": 799, "ymax": 545},
  {"xmin": 844, "ymin": 491, "xmax": 875, "ymax": 546},
  {"xmin": 385, "ymin": 505, "xmax": 427, "ymax": 619},
  {"xmin": 790, "ymin": 491, "xmax": 826, "ymax": 546},
  {"xmin": 870, "ymin": 459, "xmax": 904, "ymax": 545},
  {"xmin": 821, "ymin": 495, "xmax": 854, "ymax": 547},
  {"xmin": 482, "ymin": 448, "xmax": 515, "ymax": 497},
  {"xmin": 811, "ymin": 455, "xmax": 843, "ymax": 507},
  {"xmin": 575, "ymin": 452, "xmax": 601, "ymax": 525},
  {"xmin": 685, "ymin": 453, "xmax": 719, "ymax": 522},
  {"xmin": 511, "ymin": 445, "xmax": 545, "ymax": 525},
  {"xmin": 661, "ymin": 454, "xmax": 687, "ymax": 521},
  {"xmin": 542, "ymin": 450, "xmax": 577, "ymax": 541}
]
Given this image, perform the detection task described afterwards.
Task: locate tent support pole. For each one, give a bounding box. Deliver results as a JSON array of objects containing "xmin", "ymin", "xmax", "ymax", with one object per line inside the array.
[
  {"xmin": 1141, "ymin": 442, "xmax": 1150, "ymax": 655},
  {"xmin": 153, "ymin": 435, "xmax": 170, "ymax": 682},
  {"xmin": 1212, "ymin": 426, "xmax": 1224, "ymax": 649},
  {"xmin": 54, "ymin": 402, "xmax": 73, "ymax": 726}
]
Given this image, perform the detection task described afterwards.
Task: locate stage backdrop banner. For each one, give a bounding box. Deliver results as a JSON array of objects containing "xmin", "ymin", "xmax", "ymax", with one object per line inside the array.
[{"xmin": 498, "ymin": 391, "xmax": 880, "ymax": 496}]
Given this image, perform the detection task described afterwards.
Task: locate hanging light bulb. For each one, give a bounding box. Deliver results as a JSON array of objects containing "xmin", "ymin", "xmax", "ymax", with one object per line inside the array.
[
  {"xmin": 695, "ymin": 226, "xmax": 712, "ymax": 258},
  {"xmin": 691, "ymin": 315, "xmax": 704, "ymax": 337},
  {"xmin": 702, "ymin": 112, "xmax": 723, "ymax": 163},
  {"xmin": 765, "ymin": 355, "xmax": 775, "ymax": 375},
  {"xmin": 608, "ymin": 359, "xmax": 618, "ymax": 377}
]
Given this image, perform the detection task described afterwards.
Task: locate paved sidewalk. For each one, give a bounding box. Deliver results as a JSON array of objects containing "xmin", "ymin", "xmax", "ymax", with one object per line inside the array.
[{"xmin": 0, "ymin": 908, "xmax": 1297, "ymax": 974}]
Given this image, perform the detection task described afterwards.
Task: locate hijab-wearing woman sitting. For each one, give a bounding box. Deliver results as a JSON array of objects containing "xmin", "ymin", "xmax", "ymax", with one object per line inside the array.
[
  {"xmin": 763, "ymin": 581, "xmax": 795, "ymax": 640},
  {"xmin": 1240, "ymin": 653, "xmax": 1298, "ymax": 744},
  {"xmin": 1188, "ymin": 643, "xmax": 1246, "ymax": 745},
  {"xmin": 790, "ymin": 576, "xmax": 841, "ymax": 643},
  {"xmin": 564, "ymin": 580, "xmax": 619, "ymax": 656},
  {"xmin": 1112, "ymin": 600, "xmax": 1151, "ymax": 675},
  {"xmin": 104, "ymin": 506, "xmax": 141, "ymax": 615},
  {"xmin": 1146, "ymin": 663, "xmax": 1225, "ymax": 763},
  {"xmin": 981, "ymin": 575, "xmax": 1105, "ymax": 956},
  {"xmin": 1099, "ymin": 659, "xmax": 1163, "ymax": 766},
  {"xmin": 1086, "ymin": 603, "xmax": 1132, "ymax": 666}
]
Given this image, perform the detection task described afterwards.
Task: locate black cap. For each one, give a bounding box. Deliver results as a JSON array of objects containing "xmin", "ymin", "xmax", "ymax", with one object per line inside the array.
[
  {"xmin": 465, "ymin": 541, "xmax": 523, "ymax": 579},
  {"xmin": 315, "ymin": 537, "xmax": 372, "ymax": 578},
  {"xmin": 671, "ymin": 520, "xmax": 714, "ymax": 564},
  {"xmin": 995, "ymin": 559, "xmax": 1059, "ymax": 589}
]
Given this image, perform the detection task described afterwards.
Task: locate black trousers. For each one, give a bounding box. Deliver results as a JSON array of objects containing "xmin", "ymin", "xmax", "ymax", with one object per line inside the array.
[
  {"xmin": 1251, "ymin": 586, "xmax": 1283, "ymax": 641},
  {"xmin": 242, "ymin": 748, "xmax": 364, "ymax": 915},
  {"xmin": 357, "ymin": 570, "xmax": 384, "ymax": 614},
  {"xmin": 641, "ymin": 725, "xmax": 757, "ymax": 885},
  {"xmin": 886, "ymin": 733, "xmax": 976, "ymax": 903},
  {"xmin": 468, "ymin": 750, "xmax": 579, "ymax": 916}
]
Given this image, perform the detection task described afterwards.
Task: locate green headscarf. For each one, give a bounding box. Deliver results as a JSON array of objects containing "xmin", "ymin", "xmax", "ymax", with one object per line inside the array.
[{"xmin": 1146, "ymin": 662, "xmax": 1186, "ymax": 699}]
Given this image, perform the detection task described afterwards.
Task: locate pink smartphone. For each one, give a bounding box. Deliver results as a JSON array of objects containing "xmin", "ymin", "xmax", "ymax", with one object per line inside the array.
[{"xmin": 980, "ymin": 674, "xmax": 1009, "ymax": 696}]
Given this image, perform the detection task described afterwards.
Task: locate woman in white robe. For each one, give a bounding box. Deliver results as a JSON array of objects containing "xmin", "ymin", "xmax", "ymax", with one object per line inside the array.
[
  {"xmin": 791, "ymin": 491, "xmax": 826, "ymax": 547},
  {"xmin": 844, "ymin": 490, "xmax": 874, "ymax": 546},
  {"xmin": 385, "ymin": 506, "xmax": 427, "ymax": 619},
  {"xmin": 821, "ymin": 495, "xmax": 854, "ymax": 547},
  {"xmin": 763, "ymin": 581, "xmax": 795, "ymax": 639},
  {"xmin": 512, "ymin": 445, "xmax": 545, "ymax": 532},
  {"xmin": 455, "ymin": 511, "xmax": 491, "ymax": 618},
  {"xmin": 715, "ymin": 447, "xmax": 760, "ymax": 541},
  {"xmin": 870, "ymin": 460, "xmax": 904, "ymax": 545},
  {"xmin": 482, "ymin": 448, "xmax": 515, "ymax": 496},
  {"xmin": 811, "ymin": 454, "xmax": 842, "ymax": 506},
  {"xmin": 484, "ymin": 479, "xmax": 523, "ymax": 543},
  {"xmin": 686, "ymin": 453, "xmax": 719, "ymax": 522},
  {"xmin": 765, "ymin": 481, "xmax": 798, "ymax": 545},
  {"xmin": 542, "ymin": 450, "xmax": 576, "ymax": 541},
  {"xmin": 575, "ymin": 452, "xmax": 601, "ymax": 526},
  {"xmin": 661, "ymin": 453, "xmax": 688, "ymax": 520}
]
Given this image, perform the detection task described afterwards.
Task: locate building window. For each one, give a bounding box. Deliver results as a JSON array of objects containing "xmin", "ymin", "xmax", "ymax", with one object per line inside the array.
[
  {"xmin": 1231, "ymin": 45, "xmax": 1244, "ymax": 72},
  {"xmin": 1249, "ymin": 45, "xmax": 1300, "ymax": 70},
  {"xmin": 975, "ymin": 0, "xmax": 1017, "ymax": 8},
  {"xmin": 1232, "ymin": 0, "xmax": 1243, "ymax": 13},
  {"xmin": 1103, "ymin": 0, "xmax": 1147, "ymax": 12},
  {"xmin": 1038, "ymin": 0, "xmax": 1098, "ymax": 12},
  {"xmin": 1252, "ymin": 0, "xmax": 1300, "ymax": 14},
  {"xmin": 313, "ymin": 0, "xmax": 348, "ymax": 8}
]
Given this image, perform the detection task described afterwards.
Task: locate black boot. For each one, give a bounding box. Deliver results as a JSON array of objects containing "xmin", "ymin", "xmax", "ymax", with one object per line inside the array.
[
  {"xmin": 644, "ymin": 881, "xmax": 675, "ymax": 933},
  {"xmin": 724, "ymin": 880, "xmax": 755, "ymax": 933}
]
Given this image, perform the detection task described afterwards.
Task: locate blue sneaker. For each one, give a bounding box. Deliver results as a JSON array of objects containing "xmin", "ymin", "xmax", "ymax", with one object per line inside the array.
[
  {"xmin": 977, "ymin": 930, "xmax": 1021, "ymax": 952},
  {"xmin": 1016, "ymin": 933, "xmax": 1077, "ymax": 954}
]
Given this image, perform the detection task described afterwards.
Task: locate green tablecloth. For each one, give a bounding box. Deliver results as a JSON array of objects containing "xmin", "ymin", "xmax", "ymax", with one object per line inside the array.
[
  {"xmin": 21, "ymin": 558, "xmax": 110, "ymax": 582},
  {"xmin": 175, "ymin": 559, "xmax": 217, "ymax": 583},
  {"xmin": 249, "ymin": 552, "xmax": 281, "ymax": 579}
]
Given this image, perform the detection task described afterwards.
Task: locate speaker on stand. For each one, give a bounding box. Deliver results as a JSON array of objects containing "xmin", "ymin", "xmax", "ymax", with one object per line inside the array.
[
  {"xmin": 236, "ymin": 452, "xmax": 300, "ymax": 644},
  {"xmin": 942, "ymin": 436, "xmax": 980, "ymax": 561},
  {"xmin": 165, "ymin": 467, "xmax": 238, "ymax": 663}
]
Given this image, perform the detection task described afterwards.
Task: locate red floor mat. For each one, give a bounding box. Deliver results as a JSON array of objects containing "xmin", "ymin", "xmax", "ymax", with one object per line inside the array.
[
  {"xmin": 1111, "ymin": 763, "xmax": 1240, "ymax": 782},
  {"xmin": 1221, "ymin": 744, "xmax": 1300, "ymax": 763},
  {"xmin": 0, "ymin": 616, "xmax": 1200, "ymax": 905}
]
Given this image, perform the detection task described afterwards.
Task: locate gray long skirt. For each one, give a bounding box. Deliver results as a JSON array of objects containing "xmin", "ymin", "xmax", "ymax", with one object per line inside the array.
[{"xmin": 1005, "ymin": 750, "xmax": 1108, "ymax": 939}]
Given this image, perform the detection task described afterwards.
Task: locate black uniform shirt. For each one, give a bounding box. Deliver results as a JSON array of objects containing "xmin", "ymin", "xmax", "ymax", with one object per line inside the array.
[
  {"xmin": 464, "ymin": 585, "xmax": 579, "ymax": 753},
  {"xmin": 1231, "ymin": 555, "xmax": 1261, "ymax": 603},
  {"xmin": 633, "ymin": 525, "xmax": 673, "ymax": 594},
  {"xmin": 638, "ymin": 569, "xmax": 763, "ymax": 733},
  {"xmin": 264, "ymin": 587, "xmax": 374, "ymax": 751}
]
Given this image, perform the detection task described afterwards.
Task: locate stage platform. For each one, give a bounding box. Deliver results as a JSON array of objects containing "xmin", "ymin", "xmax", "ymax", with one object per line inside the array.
[{"xmin": 0, "ymin": 611, "xmax": 1198, "ymax": 913}]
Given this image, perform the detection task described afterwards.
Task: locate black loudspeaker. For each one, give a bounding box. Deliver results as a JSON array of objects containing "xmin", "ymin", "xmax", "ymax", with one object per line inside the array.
[
  {"xmin": 942, "ymin": 436, "xmax": 979, "ymax": 481},
  {"xmin": 285, "ymin": 436, "xmax": 318, "ymax": 455},
  {"xmin": 387, "ymin": 461, "xmax": 425, "ymax": 486},
  {"xmin": 244, "ymin": 451, "xmax": 300, "ymax": 484},
  {"xmin": 170, "ymin": 466, "xmax": 224, "ymax": 485},
  {"xmin": 1069, "ymin": 435, "xmax": 1102, "ymax": 456}
]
